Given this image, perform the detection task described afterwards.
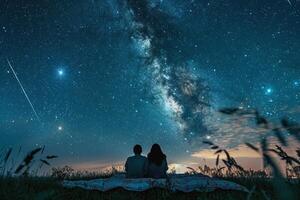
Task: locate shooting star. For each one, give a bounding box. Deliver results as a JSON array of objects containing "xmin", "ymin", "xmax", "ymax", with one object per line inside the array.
[
  {"xmin": 286, "ymin": 0, "xmax": 292, "ymax": 6},
  {"xmin": 6, "ymin": 59, "xmax": 41, "ymax": 121}
]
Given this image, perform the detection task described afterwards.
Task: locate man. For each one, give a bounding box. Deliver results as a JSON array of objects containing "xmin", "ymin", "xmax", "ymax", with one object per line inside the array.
[{"xmin": 125, "ymin": 144, "xmax": 148, "ymax": 178}]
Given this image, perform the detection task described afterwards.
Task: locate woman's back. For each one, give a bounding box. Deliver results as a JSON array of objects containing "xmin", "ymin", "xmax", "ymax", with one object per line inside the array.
[
  {"xmin": 147, "ymin": 144, "xmax": 168, "ymax": 178},
  {"xmin": 147, "ymin": 159, "xmax": 168, "ymax": 178}
]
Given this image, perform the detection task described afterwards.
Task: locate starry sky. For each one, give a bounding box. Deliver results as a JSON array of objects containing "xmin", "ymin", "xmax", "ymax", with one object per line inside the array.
[{"xmin": 0, "ymin": 0, "xmax": 300, "ymax": 169}]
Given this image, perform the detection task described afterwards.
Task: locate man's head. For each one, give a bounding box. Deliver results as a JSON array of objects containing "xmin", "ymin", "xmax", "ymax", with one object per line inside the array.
[{"xmin": 133, "ymin": 144, "xmax": 142, "ymax": 155}]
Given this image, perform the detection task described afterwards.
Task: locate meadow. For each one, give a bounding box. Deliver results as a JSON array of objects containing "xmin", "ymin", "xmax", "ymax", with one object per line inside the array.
[{"xmin": 0, "ymin": 169, "xmax": 299, "ymax": 200}]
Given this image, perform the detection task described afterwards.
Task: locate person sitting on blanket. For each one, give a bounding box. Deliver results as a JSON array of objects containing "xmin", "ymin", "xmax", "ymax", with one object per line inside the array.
[
  {"xmin": 147, "ymin": 144, "xmax": 168, "ymax": 178},
  {"xmin": 125, "ymin": 144, "xmax": 148, "ymax": 178}
]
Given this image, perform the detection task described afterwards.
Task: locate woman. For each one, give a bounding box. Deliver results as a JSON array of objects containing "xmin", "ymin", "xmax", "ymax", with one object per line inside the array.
[{"xmin": 147, "ymin": 144, "xmax": 168, "ymax": 178}]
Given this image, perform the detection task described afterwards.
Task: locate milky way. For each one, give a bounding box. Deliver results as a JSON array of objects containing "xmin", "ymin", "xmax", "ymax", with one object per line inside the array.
[{"xmin": 124, "ymin": 0, "xmax": 212, "ymax": 145}]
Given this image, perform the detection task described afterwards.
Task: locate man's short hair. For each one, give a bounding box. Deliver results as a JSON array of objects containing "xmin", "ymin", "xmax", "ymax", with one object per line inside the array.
[{"xmin": 133, "ymin": 144, "xmax": 142, "ymax": 155}]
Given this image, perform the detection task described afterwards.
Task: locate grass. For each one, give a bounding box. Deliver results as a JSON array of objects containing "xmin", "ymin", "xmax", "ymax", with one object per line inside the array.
[
  {"xmin": 0, "ymin": 150, "xmax": 299, "ymax": 200},
  {"xmin": 0, "ymin": 176, "xmax": 278, "ymax": 200},
  {"xmin": 0, "ymin": 175, "xmax": 299, "ymax": 200}
]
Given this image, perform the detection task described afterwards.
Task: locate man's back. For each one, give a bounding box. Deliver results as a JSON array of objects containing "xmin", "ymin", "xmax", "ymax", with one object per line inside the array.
[{"xmin": 125, "ymin": 155, "xmax": 148, "ymax": 178}]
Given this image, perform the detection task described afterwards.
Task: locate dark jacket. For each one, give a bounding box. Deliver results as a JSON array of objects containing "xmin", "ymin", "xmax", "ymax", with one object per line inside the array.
[{"xmin": 125, "ymin": 155, "xmax": 148, "ymax": 178}]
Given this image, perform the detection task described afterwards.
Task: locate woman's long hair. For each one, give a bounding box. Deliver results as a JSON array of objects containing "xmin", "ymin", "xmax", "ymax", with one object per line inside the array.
[{"xmin": 147, "ymin": 144, "xmax": 166, "ymax": 166}]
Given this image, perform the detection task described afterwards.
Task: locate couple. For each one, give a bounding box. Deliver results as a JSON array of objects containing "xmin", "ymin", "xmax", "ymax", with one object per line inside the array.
[{"xmin": 125, "ymin": 144, "xmax": 168, "ymax": 179}]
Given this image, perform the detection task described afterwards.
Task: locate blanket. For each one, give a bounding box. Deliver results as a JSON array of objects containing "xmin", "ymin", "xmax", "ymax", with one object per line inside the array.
[{"xmin": 63, "ymin": 174, "xmax": 249, "ymax": 193}]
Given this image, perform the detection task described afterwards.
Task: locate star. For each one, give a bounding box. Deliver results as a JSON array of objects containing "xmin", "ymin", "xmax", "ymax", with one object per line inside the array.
[
  {"xmin": 57, "ymin": 68, "xmax": 65, "ymax": 77},
  {"xmin": 58, "ymin": 126, "xmax": 63, "ymax": 131},
  {"xmin": 262, "ymin": 86, "xmax": 273, "ymax": 95},
  {"xmin": 266, "ymin": 88, "xmax": 272, "ymax": 94}
]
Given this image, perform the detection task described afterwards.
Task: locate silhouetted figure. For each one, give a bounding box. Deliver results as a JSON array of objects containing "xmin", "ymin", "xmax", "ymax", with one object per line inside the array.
[
  {"xmin": 147, "ymin": 144, "xmax": 168, "ymax": 178},
  {"xmin": 125, "ymin": 144, "xmax": 148, "ymax": 178}
]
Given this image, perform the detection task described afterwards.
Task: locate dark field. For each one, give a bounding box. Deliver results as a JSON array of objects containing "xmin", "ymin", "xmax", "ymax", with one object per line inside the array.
[{"xmin": 0, "ymin": 176, "xmax": 299, "ymax": 200}]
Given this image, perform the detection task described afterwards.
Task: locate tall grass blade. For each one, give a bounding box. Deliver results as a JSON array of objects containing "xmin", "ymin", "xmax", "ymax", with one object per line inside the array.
[
  {"xmin": 216, "ymin": 154, "xmax": 220, "ymax": 166},
  {"xmin": 245, "ymin": 143, "xmax": 260, "ymax": 152},
  {"xmin": 214, "ymin": 149, "xmax": 223, "ymax": 154},
  {"xmin": 40, "ymin": 159, "xmax": 50, "ymax": 166},
  {"xmin": 46, "ymin": 155, "xmax": 58, "ymax": 159},
  {"xmin": 202, "ymin": 141, "xmax": 214, "ymax": 146},
  {"xmin": 272, "ymin": 128, "xmax": 287, "ymax": 146},
  {"xmin": 15, "ymin": 147, "xmax": 42, "ymax": 174},
  {"xmin": 223, "ymin": 149, "xmax": 231, "ymax": 160},
  {"xmin": 281, "ymin": 118, "xmax": 300, "ymax": 142},
  {"xmin": 4, "ymin": 148, "xmax": 13, "ymax": 163}
]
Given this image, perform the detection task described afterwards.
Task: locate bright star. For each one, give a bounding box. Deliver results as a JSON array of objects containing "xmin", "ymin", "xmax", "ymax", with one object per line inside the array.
[
  {"xmin": 58, "ymin": 126, "xmax": 63, "ymax": 131},
  {"xmin": 57, "ymin": 69, "xmax": 64, "ymax": 76},
  {"xmin": 264, "ymin": 87, "xmax": 273, "ymax": 95},
  {"xmin": 294, "ymin": 81, "xmax": 299, "ymax": 87}
]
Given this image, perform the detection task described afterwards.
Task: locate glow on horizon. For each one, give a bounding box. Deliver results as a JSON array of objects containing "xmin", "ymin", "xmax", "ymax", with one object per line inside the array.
[{"xmin": 191, "ymin": 145, "xmax": 261, "ymax": 159}]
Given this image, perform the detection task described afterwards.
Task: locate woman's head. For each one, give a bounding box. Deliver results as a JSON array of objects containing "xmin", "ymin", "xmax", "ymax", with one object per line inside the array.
[{"xmin": 148, "ymin": 143, "xmax": 166, "ymax": 166}]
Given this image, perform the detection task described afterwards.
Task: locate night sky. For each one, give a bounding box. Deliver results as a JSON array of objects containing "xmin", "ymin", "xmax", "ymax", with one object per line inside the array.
[{"xmin": 1, "ymin": 0, "xmax": 300, "ymax": 169}]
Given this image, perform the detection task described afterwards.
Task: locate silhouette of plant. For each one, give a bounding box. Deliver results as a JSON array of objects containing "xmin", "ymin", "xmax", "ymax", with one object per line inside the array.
[
  {"xmin": 0, "ymin": 146, "xmax": 58, "ymax": 177},
  {"xmin": 217, "ymin": 106, "xmax": 300, "ymax": 199}
]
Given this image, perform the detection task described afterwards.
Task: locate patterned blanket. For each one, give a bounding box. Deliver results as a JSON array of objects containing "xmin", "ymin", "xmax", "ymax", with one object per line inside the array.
[{"xmin": 63, "ymin": 174, "xmax": 249, "ymax": 193}]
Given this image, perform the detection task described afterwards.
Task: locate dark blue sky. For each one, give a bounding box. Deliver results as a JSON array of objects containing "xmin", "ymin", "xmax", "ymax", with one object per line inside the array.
[{"xmin": 0, "ymin": 0, "xmax": 299, "ymax": 167}]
